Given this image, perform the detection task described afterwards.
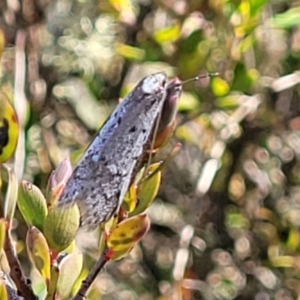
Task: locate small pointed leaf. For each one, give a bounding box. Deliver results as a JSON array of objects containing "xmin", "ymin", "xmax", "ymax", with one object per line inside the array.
[
  {"xmin": 56, "ymin": 252, "xmax": 83, "ymax": 299},
  {"xmin": 46, "ymin": 264, "xmax": 59, "ymax": 300},
  {"xmin": 122, "ymin": 184, "xmax": 137, "ymax": 213},
  {"xmin": 1, "ymin": 165, "xmax": 18, "ymax": 224},
  {"xmin": 116, "ymin": 43, "xmax": 145, "ymax": 61},
  {"xmin": 178, "ymin": 91, "xmax": 199, "ymax": 112},
  {"xmin": 130, "ymin": 163, "xmax": 161, "ymax": 217},
  {"xmin": 103, "ymin": 210, "xmax": 120, "ymax": 236},
  {"xmin": 154, "ymin": 25, "xmax": 181, "ymax": 44},
  {"xmin": 18, "ymin": 180, "xmax": 48, "ymax": 230},
  {"xmin": 0, "ymin": 279, "xmax": 8, "ymax": 300},
  {"xmin": 43, "ymin": 205, "xmax": 80, "ymax": 252},
  {"xmin": 47, "ymin": 158, "xmax": 73, "ymax": 204},
  {"xmin": 63, "ymin": 240, "xmax": 77, "ymax": 254},
  {"xmin": 26, "ymin": 226, "xmax": 51, "ymax": 284},
  {"xmin": 211, "ymin": 77, "xmax": 230, "ymax": 97},
  {"xmin": 0, "ymin": 219, "xmax": 6, "ymax": 252},
  {"xmin": 272, "ymin": 7, "xmax": 300, "ymax": 29},
  {"xmin": 107, "ymin": 214, "xmax": 150, "ymax": 260}
]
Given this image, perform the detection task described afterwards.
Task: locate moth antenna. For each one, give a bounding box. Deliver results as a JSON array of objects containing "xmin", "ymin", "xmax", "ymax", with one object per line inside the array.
[{"xmin": 181, "ymin": 72, "xmax": 220, "ymax": 85}]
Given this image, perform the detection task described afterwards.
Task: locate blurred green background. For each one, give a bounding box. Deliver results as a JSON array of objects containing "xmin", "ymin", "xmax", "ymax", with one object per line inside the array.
[{"xmin": 2, "ymin": 0, "xmax": 300, "ymax": 299}]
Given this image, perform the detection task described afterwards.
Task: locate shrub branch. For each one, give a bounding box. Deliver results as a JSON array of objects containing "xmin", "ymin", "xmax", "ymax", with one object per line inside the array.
[
  {"xmin": 4, "ymin": 228, "xmax": 37, "ymax": 300},
  {"xmin": 72, "ymin": 248, "xmax": 110, "ymax": 300}
]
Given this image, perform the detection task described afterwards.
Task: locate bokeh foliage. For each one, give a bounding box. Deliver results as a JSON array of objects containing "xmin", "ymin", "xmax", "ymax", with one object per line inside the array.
[{"xmin": 2, "ymin": 0, "xmax": 300, "ymax": 299}]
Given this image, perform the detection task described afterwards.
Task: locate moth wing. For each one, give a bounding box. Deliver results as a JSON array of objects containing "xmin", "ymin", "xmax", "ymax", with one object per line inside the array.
[
  {"xmin": 58, "ymin": 157, "xmax": 125, "ymax": 228},
  {"xmin": 58, "ymin": 131, "xmax": 110, "ymax": 206},
  {"xmin": 76, "ymin": 169, "xmax": 122, "ymax": 229}
]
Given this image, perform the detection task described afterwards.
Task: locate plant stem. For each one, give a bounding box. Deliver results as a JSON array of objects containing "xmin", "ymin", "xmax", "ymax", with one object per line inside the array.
[
  {"xmin": 72, "ymin": 248, "xmax": 110, "ymax": 300},
  {"xmin": 4, "ymin": 228, "xmax": 38, "ymax": 300},
  {"xmin": 45, "ymin": 264, "xmax": 59, "ymax": 300}
]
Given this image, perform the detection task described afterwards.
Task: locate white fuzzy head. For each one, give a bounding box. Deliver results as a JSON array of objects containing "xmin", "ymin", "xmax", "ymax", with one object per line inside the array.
[{"xmin": 141, "ymin": 72, "xmax": 167, "ymax": 94}]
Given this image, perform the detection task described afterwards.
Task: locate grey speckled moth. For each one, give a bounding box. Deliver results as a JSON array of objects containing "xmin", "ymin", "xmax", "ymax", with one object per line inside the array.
[{"xmin": 58, "ymin": 72, "xmax": 183, "ymax": 230}]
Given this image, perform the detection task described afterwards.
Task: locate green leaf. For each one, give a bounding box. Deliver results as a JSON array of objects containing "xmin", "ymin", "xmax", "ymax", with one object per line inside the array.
[
  {"xmin": 122, "ymin": 185, "xmax": 137, "ymax": 213},
  {"xmin": 272, "ymin": 7, "xmax": 300, "ymax": 29},
  {"xmin": 107, "ymin": 214, "xmax": 150, "ymax": 260},
  {"xmin": 26, "ymin": 226, "xmax": 51, "ymax": 286},
  {"xmin": 0, "ymin": 279, "xmax": 8, "ymax": 300},
  {"xmin": 18, "ymin": 180, "xmax": 48, "ymax": 231},
  {"xmin": 179, "ymin": 30, "xmax": 203, "ymax": 54},
  {"xmin": 43, "ymin": 205, "xmax": 80, "ymax": 252},
  {"xmin": 109, "ymin": 0, "xmax": 135, "ymax": 14},
  {"xmin": 225, "ymin": 212, "xmax": 250, "ymax": 230},
  {"xmin": 1, "ymin": 165, "xmax": 18, "ymax": 224},
  {"xmin": 56, "ymin": 252, "xmax": 83, "ymax": 299},
  {"xmin": 178, "ymin": 92, "xmax": 199, "ymax": 112},
  {"xmin": 231, "ymin": 63, "xmax": 258, "ymax": 92},
  {"xmin": 116, "ymin": 43, "xmax": 145, "ymax": 61},
  {"xmin": 129, "ymin": 163, "xmax": 161, "ymax": 217},
  {"xmin": 0, "ymin": 219, "xmax": 5, "ymax": 252},
  {"xmin": 154, "ymin": 25, "xmax": 181, "ymax": 44},
  {"xmin": 249, "ymin": 0, "xmax": 267, "ymax": 16},
  {"xmin": 211, "ymin": 77, "xmax": 230, "ymax": 97},
  {"xmin": 215, "ymin": 94, "xmax": 241, "ymax": 109},
  {"xmin": 46, "ymin": 264, "xmax": 59, "ymax": 300}
]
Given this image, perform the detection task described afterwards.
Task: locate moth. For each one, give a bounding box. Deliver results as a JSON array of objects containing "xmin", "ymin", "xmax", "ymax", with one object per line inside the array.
[{"xmin": 58, "ymin": 72, "xmax": 183, "ymax": 230}]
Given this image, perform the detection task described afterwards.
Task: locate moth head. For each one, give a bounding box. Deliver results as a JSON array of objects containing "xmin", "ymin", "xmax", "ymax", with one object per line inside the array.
[
  {"xmin": 166, "ymin": 77, "xmax": 182, "ymax": 100},
  {"xmin": 141, "ymin": 72, "xmax": 167, "ymax": 95},
  {"xmin": 158, "ymin": 77, "xmax": 182, "ymax": 131},
  {"xmin": 157, "ymin": 72, "xmax": 219, "ymax": 132}
]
